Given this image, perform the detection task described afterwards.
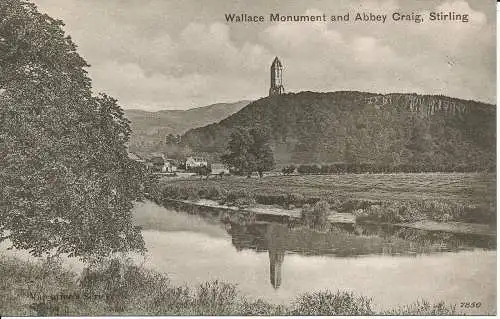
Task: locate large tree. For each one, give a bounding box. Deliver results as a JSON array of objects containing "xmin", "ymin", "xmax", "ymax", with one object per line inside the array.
[
  {"xmin": 0, "ymin": 0, "xmax": 147, "ymax": 260},
  {"xmin": 222, "ymin": 127, "xmax": 274, "ymax": 177}
]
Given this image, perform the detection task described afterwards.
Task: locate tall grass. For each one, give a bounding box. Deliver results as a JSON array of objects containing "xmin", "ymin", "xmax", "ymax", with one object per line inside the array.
[
  {"xmin": 380, "ymin": 300, "xmax": 458, "ymax": 315},
  {"xmin": 0, "ymin": 255, "xmax": 464, "ymax": 316},
  {"xmin": 354, "ymin": 200, "xmax": 495, "ymax": 225},
  {"xmin": 301, "ymin": 201, "xmax": 330, "ymax": 230},
  {"xmin": 290, "ymin": 290, "xmax": 374, "ymax": 315}
]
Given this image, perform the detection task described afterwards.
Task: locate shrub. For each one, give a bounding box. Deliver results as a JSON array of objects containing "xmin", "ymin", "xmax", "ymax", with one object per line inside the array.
[
  {"xmin": 162, "ymin": 185, "xmax": 182, "ymax": 200},
  {"xmin": 254, "ymin": 194, "xmax": 287, "ymax": 206},
  {"xmin": 234, "ymin": 197, "xmax": 257, "ymax": 208},
  {"xmin": 238, "ymin": 298, "xmax": 286, "ymax": 316},
  {"xmin": 0, "ymin": 255, "xmax": 469, "ymax": 316},
  {"xmin": 340, "ymin": 199, "xmax": 376, "ymax": 213},
  {"xmin": 207, "ymin": 185, "xmax": 226, "ymax": 200},
  {"xmin": 182, "ymin": 185, "xmax": 200, "ymax": 201},
  {"xmin": 325, "ymin": 195, "xmax": 345, "ymax": 210},
  {"xmin": 0, "ymin": 256, "xmax": 77, "ymax": 316},
  {"xmin": 282, "ymin": 165, "xmax": 296, "ymax": 175},
  {"xmin": 226, "ymin": 190, "xmax": 255, "ymax": 203},
  {"xmin": 290, "ymin": 290, "xmax": 374, "ymax": 316},
  {"xmin": 300, "ymin": 204, "xmax": 314, "ymax": 226},
  {"xmin": 313, "ymin": 200, "xmax": 330, "ymax": 228},
  {"xmin": 195, "ymin": 280, "xmax": 239, "ymax": 315},
  {"xmin": 286, "ymin": 193, "xmax": 305, "ymax": 207},
  {"xmin": 297, "ymin": 164, "xmax": 321, "ymax": 174},
  {"xmin": 301, "ymin": 200, "xmax": 330, "ymax": 230}
]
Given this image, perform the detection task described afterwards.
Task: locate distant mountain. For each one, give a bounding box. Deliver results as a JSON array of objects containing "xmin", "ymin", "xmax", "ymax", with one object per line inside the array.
[
  {"xmin": 125, "ymin": 100, "xmax": 250, "ymax": 154},
  {"xmin": 181, "ymin": 91, "xmax": 495, "ymax": 170}
]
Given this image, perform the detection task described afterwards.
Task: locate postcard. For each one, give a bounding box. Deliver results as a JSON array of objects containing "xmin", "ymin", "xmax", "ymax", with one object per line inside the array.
[{"xmin": 0, "ymin": 0, "xmax": 496, "ymax": 316}]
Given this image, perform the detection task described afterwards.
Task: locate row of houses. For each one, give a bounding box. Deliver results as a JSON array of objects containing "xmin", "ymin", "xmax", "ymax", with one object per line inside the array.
[{"xmin": 128, "ymin": 152, "xmax": 229, "ymax": 175}]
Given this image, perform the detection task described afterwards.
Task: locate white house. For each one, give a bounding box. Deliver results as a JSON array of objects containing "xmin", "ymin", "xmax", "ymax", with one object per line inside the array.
[
  {"xmin": 165, "ymin": 159, "xmax": 178, "ymax": 172},
  {"xmin": 186, "ymin": 156, "xmax": 208, "ymax": 169}
]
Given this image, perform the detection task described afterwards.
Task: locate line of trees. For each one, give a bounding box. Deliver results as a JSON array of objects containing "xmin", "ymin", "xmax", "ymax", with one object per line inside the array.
[{"xmin": 282, "ymin": 163, "xmax": 495, "ymax": 175}]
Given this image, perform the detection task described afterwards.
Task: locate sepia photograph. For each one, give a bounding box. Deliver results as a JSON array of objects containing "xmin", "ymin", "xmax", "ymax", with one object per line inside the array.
[{"xmin": 0, "ymin": 0, "xmax": 496, "ymax": 316}]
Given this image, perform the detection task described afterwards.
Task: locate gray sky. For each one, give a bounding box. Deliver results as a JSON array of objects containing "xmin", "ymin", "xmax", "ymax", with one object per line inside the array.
[{"xmin": 33, "ymin": 0, "xmax": 495, "ymax": 110}]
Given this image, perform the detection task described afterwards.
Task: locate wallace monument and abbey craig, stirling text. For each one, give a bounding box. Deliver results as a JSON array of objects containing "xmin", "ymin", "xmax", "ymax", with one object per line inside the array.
[{"xmin": 224, "ymin": 11, "xmax": 470, "ymax": 24}]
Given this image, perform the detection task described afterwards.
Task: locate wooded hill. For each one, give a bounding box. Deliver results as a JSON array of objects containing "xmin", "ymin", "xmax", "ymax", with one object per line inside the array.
[{"xmin": 180, "ymin": 91, "xmax": 495, "ymax": 171}]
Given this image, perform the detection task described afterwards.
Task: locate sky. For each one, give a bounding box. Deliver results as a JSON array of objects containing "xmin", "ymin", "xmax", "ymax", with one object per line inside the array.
[{"xmin": 32, "ymin": 0, "xmax": 496, "ymax": 111}]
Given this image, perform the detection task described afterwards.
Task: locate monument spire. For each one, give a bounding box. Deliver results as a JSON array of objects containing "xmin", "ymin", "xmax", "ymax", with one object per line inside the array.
[{"xmin": 269, "ymin": 56, "xmax": 285, "ymax": 96}]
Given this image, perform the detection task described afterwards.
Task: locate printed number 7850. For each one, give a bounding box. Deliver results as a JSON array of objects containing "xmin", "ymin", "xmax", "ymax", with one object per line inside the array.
[{"xmin": 461, "ymin": 302, "xmax": 481, "ymax": 308}]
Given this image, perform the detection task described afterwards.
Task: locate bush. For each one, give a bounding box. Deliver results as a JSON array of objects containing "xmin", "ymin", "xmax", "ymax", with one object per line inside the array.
[
  {"xmin": 286, "ymin": 193, "xmax": 305, "ymax": 207},
  {"xmin": 297, "ymin": 164, "xmax": 321, "ymax": 175},
  {"xmin": 313, "ymin": 201, "xmax": 330, "ymax": 227},
  {"xmin": 0, "ymin": 256, "xmax": 77, "ymax": 316},
  {"xmin": 238, "ymin": 299, "xmax": 286, "ymax": 316},
  {"xmin": 207, "ymin": 185, "xmax": 226, "ymax": 200},
  {"xmin": 325, "ymin": 195, "xmax": 345, "ymax": 210},
  {"xmin": 0, "ymin": 255, "xmax": 466, "ymax": 316},
  {"xmin": 290, "ymin": 290, "xmax": 374, "ymax": 316},
  {"xmin": 79, "ymin": 258, "xmax": 172, "ymax": 312},
  {"xmin": 340, "ymin": 199, "xmax": 376, "ymax": 213},
  {"xmin": 300, "ymin": 204, "xmax": 313, "ymax": 225},
  {"xmin": 226, "ymin": 190, "xmax": 255, "ymax": 203},
  {"xmin": 254, "ymin": 194, "xmax": 287, "ymax": 206},
  {"xmin": 282, "ymin": 165, "xmax": 296, "ymax": 175},
  {"xmin": 182, "ymin": 185, "xmax": 201, "ymax": 201},
  {"xmin": 161, "ymin": 185, "xmax": 182, "ymax": 200},
  {"xmin": 195, "ymin": 280, "xmax": 239, "ymax": 315},
  {"xmin": 234, "ymin": 197, "xmax": 257, "ymax": 208},
  {"xmin": 301, "ymin": 200, "xmax": 330, "ymax": 230}
]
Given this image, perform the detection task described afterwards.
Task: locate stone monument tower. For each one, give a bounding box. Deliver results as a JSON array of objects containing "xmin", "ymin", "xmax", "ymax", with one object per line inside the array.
[{"xmin": 269, "ymin": 56, "xmax": 285, "ymax": 96}]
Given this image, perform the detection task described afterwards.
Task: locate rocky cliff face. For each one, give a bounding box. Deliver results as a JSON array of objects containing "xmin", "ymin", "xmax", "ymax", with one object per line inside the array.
[{"xmin": 361, "ymin": 93, "xmax": 476, "ymax": 116}]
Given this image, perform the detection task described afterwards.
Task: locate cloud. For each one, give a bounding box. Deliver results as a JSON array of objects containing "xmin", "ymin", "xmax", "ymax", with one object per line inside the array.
[
  {"xmin": 90, "ymin": 60, "xmax": 263, "ymax": 110},
  {"xmin": 32, "ymin": 0, "xmax": 495, "ymax": 110},
  {"xmin": 259, "ymin": 1, "xmax": 494, "ymax": 101}
]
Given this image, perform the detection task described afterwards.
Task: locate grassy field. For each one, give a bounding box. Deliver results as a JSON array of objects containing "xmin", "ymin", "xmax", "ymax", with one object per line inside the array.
[
  {"xmin": 165, "ymin": 173, "xmax": 495, "ymax": 205},
  {"xmin": 152, "ymin": 173, "xmax": 496, "ymax": 225},
  {"xmin": 0, "ymin": 254, "xmax": 464, "ymax": 316}
]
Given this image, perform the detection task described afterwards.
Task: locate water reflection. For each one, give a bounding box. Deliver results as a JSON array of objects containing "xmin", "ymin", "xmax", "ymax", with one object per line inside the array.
[
  {"xmin": 132, "ymin": 202, "xmax": 496, "ymax": 313},
  {"xmin": 227, "ymin": 221, "xmax": 495, "ymax": 289},
  {"xmin": 269, "ymin": 248, "xmax": 284, "ymax": 289},
  {"xmin": 267, "ymin": 224, "xmax": 287, "ymax": 289}
]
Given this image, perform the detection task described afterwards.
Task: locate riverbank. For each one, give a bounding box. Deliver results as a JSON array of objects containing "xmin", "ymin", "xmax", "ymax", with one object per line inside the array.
[
  {"xmin": 0, "ymin": 254, "xmax": 468, "ymax": 316},
  {"xmin": 159, "ymin": 197, "xmax": 495, "ymax": 237},
  {"xmin": 149, "ymin": 173, "xmax": 496, "ymax": 227}
]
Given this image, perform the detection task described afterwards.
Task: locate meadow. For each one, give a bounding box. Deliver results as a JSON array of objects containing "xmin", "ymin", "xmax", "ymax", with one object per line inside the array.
[
  {"xmin": 165, "ymin": 173, "xmax": 495, "ymax": 204},
  {"xmin": 152, "ymin": 173, "xmax": 496, "ymax": 225}
]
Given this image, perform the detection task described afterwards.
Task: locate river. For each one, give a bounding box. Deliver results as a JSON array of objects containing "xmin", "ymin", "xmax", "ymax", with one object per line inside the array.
[{"xmin": 133, "ymin": 200, "xmax": 496, "ymax": 314}]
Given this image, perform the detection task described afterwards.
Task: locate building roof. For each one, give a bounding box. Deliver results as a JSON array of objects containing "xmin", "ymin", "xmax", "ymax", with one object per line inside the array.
[
  {"xmin": 127, "ymin": 152, "xmax": 143, "ymax": 161},
  {"xmin": 271, "ymin": 56, "xmax": 282, "ymax": 68}
]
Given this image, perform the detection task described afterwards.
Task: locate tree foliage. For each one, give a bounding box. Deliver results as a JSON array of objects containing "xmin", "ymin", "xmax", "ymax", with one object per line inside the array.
[
  {"xmin": 0, "ymin": 0, "xmax": 147, "ymax": 260},
  {"xmin": 182, "ymin": 92, "xmax": 495, "ymax": 172},
  {"xmin": 221, "ymin": 127, "xmax": 275, "ymax": 177}
]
